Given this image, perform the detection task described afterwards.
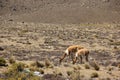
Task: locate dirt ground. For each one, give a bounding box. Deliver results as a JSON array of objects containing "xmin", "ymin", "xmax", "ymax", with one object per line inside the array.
[
  {"xmin": 0, "ymin": 0, "xmax": 120, "ymax": 80},
  {"xmin": 0, "ymin": 0, "xmax": 120, "ymax": 24},
  {"xmin": 0, "ymin": 20, "xmax": 120, "ymax": 79}
]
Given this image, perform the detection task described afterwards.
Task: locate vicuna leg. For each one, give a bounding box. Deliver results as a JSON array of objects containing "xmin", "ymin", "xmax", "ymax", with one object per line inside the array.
[
  {"xmin": 85, "ymin": 52, "xmax": 89, "ymax": 62},
  {"xmin": 73, "ymin": 57, "xmax": 78, "ymax": 64},
  {"xmin": 80, "ymin": 55, "xmax": 83, "ymax": 63},
  {"xmin": 70, "ymin": 52, "xmax": 74, "ymax": 61},
  {"xmin": 59, "ymin": 53, "xmax": 67, "ymax": 64}
]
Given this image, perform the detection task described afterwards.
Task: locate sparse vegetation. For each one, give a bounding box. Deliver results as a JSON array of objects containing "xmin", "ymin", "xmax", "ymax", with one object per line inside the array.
[
  {"xmin": 31, "ymin": 61, "xmax": 45, "ymax": 68},
  {"xmin": 109, "ymin": 41, "xmax": 120, "ymax": 45},
  {"xmin": 91, "ymin": 72, "xmax": 99, "ymax": 78},
  {"xmin": 57, "ymin": 72, "xmax": 63, "ymax": 76},
  {"xmin": 73, "ymin": 66, "xmax": 81, "ymax": 70},
  {"xmin": 5, "ymin": 71, "xmax": 42, "ymax": 80},
  {"xmin": 36, "ymin": 61, "xmax": 45, "ymax": 68},
  {"xmin": 84, "ymin": 64, "xmax": 90, "ymax": 69},
  {"xmin": 70, "ymin": 71, "xmax": 81, "ymax": 80},
  {"xmin": 0, "ymin": 13, "xmax": 120, "ymax": 79},
  {"xmin": 91, "ymin": 61, "xmax": 100, "ymax": 71},
  {"xmin": 9, "ymin": 56, "xmax": 16, "ymax": 64},
  {"xmin": 3, "ymin": 62, "xmax": 44, "ymax": 80},
  {"xmin": 38, "ymin": 69, "xmax": 44, "ymax": 74},
  {"xmin": 10, "ymin": 62, "xmax": 25, "ymax": 72},
  {"xmin": 67, "ymin": 71, "xmax": 73, "ymax": 76},
  {"xmin": 0, "ymin": 57, "xmax": 7, "ymax": 66},
  {"xmin": 45, "ymin": 58, "xmax": 53, "ymax": 68},
  {"xmin": 108, "ymin": 67, "xmax": 114, "ymax": 71}
]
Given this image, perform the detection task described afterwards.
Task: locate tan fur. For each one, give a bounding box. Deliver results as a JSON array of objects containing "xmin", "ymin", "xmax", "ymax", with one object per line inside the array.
[
  {"xmin": 59, "ymin": 45, "xmax": 84, "ymax": 63},
  {"xmin": 73, "ymin": 48, "xmax": 89, "ymax": 64}
]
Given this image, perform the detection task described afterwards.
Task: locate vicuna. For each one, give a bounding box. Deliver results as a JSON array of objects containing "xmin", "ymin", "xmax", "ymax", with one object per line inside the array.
[
  {"xmin": 73, "ymin": 48, "xmax": 89, "ymax": 64},
  {"xmin": 59, "ymin": 45, "xmax": 84, "ymax": 64}
]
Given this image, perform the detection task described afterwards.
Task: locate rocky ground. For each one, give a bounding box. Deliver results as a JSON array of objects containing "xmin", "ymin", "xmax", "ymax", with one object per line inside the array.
[
  {"xmin": 0, "ymin": 0, "xmax": 120, "ymax": 24},
  {"xmin": 0, "ymin": 20, "xmax": 120, "ymax": 80},
  {"xmin": 0, "ymin": 0, "xmax": 120, "ymax": 80}
]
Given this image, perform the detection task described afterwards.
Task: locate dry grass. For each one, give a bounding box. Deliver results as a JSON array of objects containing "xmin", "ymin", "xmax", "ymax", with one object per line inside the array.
[
  {"xmin": 0, "ymin": 21, "xmax": 120, "ymax": 79},
  {"xmin": 70, "ymin": 71, "xmax": 81, "ymax": 80},
  {"xmin": 90, "ymin": 60, "xmax": 100, "ymax": 71},
  {"xmin": 91, "ymin": 72, "xmax": 99, "ymax": 78},
  {"xmin": 45, "ymin": 58, "xmax": 53, "ymax": 68},
  {"xmin": 30, "ymin": 61, "xmax": 45, "ymax": 68},
  {"xmin": 9, "ymin": 56, "xmax": 16, "ymax": 64},
  {"xmin": 84, "ymin": 64, "xmax": 90, "ymax": 69},
  {"xmin": 67, "ymin": 71, "xmax": 73, "ymax": 76},
  {"xmin": 0, "ymin": 57, "xmax": 7, "ymax": 66}
]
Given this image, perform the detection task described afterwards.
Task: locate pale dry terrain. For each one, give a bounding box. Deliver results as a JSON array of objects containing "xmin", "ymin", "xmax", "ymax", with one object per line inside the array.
[
  {"xmin": 0, "ymin": 0, "xmax": 120, "ymax": 24},
  {"xmin": 0, "ymin": 20, "xmax": 120, "ymax": 80},
  {"xmin": 0, "ymin": 0, "xmax": 120, "ymax": 80}
]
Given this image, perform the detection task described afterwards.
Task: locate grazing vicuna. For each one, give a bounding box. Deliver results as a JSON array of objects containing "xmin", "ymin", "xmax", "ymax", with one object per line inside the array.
[
  {"xmin": 59, "ymin": 45, "xmax": 84, "ymax": 64},
  {"xmin": 73, "ymin": 48, "xmax": 89, "ymax": 64}
]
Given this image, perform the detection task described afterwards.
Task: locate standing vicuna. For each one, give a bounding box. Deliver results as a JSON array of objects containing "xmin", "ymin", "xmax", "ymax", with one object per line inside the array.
[
  {"xmin": 59, "ymin": 45, "xmax": 84, "ymax": 64},
  {"xmin": 73, "ymin": 48, "xmax": 89, "ymax": 64}
]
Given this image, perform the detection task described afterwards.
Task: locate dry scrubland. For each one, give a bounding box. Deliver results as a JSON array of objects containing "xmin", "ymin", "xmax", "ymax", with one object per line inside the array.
[
  {"xmin": 0, "ymin": 0, "xmax": 120, "ymax": 23},
  {"xmin": 0, "ymin": 21, "xmax": 120, "ymax": 80},
  {"xmin": 0, "ymin": 0, "xmax": 120, "ymax": 80}
]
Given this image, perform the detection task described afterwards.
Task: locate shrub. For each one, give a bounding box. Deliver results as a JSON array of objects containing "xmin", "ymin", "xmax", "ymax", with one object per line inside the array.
[
  {"xmin": 31, "ymin": 61, "xmax": 45, "ymax": 68},
  {"xmin": 67, "ymin": 71, "xmax": 73, "ymax": 76},
  {"xmin": 91, "ymin": 72, "xmax": 99, "ymax": 78},
  {"xmin": 11, "ymin": 62, "xmax": 25, "ymax": 72},
  {"xmin": 4, "ymin": 63, "xmax": 25, "ymax": 77},
  {"xmin": 84, "ymin": 64, "xmax": 90, "ymax": 69},
  {"xmin": 9, "ymin": 56, "xmax": 16, "ymax": 64},
  {"xmin": 36, "ymin": 61, "xmax": 45, "ymax": 68},
  {"xmin": 45, "ymin": 59, "xmax": 53, "ymax": 68},
  {"xmin": 57, "ymin": 72, "xmax": 62, "ymax": 76},
  {"xmin": 4, "ymin": 62, "xmax": 43, "ymax": 80},
  {"xmin": 0, "ymin": 57, "xmax": 7, "ymax": 66},
  {"xmin": 43, "ymin": 74, "xmax": 65, "ymax": 80},
  {"xmin": 38, "ymin": 69, "xmax": 44, "ymax": 74},
  {"xmin": 90, "ymin": 60, "xmax": 100, "ymax": 71},
  {"xmin": 73, "ymin": 66, "xmax": 81, "ymax": 70},
  {"xmin": 5, "ymin": 71, "xmax": 42, "ymax": 80},
  {"xmin": 70, "ymin": 71, "xmax": 81, "ymax": 80},
  {"xmin": 108, "ymin": 67, "xmax": 114, "ymax": 71}
]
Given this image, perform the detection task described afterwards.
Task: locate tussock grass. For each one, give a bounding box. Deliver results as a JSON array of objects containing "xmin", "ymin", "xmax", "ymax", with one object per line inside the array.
[
  {"xmin": 4, "ymin": 62, "xmax": 43, "ymax": 80},
  {"xmin": 84, "ymin": 64, "xmax": 90, "ymax": 69},
  {"xmin": 45, "ymin": 58, "xmax": 53, "ymax": 68},
  {"xmin": 31, "ymin": 61, "xmax": 45, "ymax": 68},
  {"xmin": 67, "ymin": 71, "xmax": 73, "ymax": 76},
  {"xmin": 70, "ymin": 71, "xmax": 81, "ymax": 80},
  {"xmin": 90, "ymin": 60, "xmax": 100, "ymax": 71},
  {"xmin": 0, "ymin": 57, "xmax": 7, "ymax": 66},
  {"xmin": 91, "ymin": 72, "xmax": 99, "ymax": 78},
  {"xmin": 9, "ymin": 56, "xmax": 16, "ymax": 64}
]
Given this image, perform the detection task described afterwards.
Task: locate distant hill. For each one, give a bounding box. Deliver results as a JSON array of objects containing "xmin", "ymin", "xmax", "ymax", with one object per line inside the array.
[{"xmin": 0, "ymin": 0, "xmax": 120, "ymax": 24}]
